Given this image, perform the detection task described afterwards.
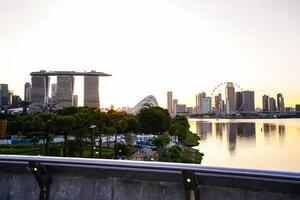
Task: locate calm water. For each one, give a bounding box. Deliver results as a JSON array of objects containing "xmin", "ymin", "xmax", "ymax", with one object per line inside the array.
[{"xmin": 189, "ymin": 118, "xmax": 300, "ymax": 172}]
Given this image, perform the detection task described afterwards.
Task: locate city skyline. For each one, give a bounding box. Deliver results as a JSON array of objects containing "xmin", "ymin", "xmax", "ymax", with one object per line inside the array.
[{"xmin": 0, "ymin": 0, "xmax": 300, "ymax": 108}]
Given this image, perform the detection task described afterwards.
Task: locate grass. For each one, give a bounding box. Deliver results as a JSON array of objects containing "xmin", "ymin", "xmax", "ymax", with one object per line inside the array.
[{"xmin": 0, "ymin": 143, "xmax": 114, "ymax": 158}]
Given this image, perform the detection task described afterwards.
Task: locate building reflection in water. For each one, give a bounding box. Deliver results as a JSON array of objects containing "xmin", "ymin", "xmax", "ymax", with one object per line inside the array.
[
  {"xmin": 196, "ymin": 121, "xmax": 212, "ymax": 140},
  {"xmin": 215, "ymin": 123, "xmax": 224, "ymax": 141},
  {"xmin": 227, "ymin": 123, "xmax": 237, "ymax": 155},
  {"xmin": 263, "ymin": 123, "xmax": 285, "ymax": 142},
  {"xmin": 196, "ymin": 121, "xmax": 256, "ymax": 155}
]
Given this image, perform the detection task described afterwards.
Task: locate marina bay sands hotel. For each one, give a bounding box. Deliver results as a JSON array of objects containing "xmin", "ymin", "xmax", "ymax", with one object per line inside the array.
[{"xmin": 30, "ymin": 70, "xmax": 111, "ymax": 107}]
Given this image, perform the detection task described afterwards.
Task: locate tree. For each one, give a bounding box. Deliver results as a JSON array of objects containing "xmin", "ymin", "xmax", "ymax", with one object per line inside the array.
[
  {"xmin": 138, "ymin": 107, "xmax": 171, "ymax": 134},
  {"xmin": 74, "ymin": 112, "xmax": 92, "ymax": 157},
  {"xmin": 54, "ymin": 115, "xmax": 76, "ymax": 156},
  {"xmin": 34, "ymin": 112, "xmax": 56, "ymax": 155},
  {"xmin": 151, "ymin": 134, "xmax": 170, "ymax": 150}
]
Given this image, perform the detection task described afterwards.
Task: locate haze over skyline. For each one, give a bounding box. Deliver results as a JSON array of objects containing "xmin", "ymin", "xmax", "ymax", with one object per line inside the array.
[{"xmin": 1, "ymin": 0, "xmax": 299, "ymax": 108}]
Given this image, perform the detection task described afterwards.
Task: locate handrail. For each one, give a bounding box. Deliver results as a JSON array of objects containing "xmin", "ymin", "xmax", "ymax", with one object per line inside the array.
[{"xmin": 1, "ymin": 155, "xmax": 300, "ymax": 199}]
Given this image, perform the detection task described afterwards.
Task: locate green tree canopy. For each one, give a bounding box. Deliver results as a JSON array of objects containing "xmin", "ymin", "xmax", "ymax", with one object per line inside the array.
[{"xmin": 138, "ymin": 107, "xmax": 171, "ymax": 134}]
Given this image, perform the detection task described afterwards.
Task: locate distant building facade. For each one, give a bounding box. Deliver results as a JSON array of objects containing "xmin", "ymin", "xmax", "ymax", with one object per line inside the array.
[
  {"xmin": 72, "ymin": 95, "xmax": 78, "ymax": 107},
  {"xmin": 12, "ymin": 95, "xmax": 21, "ymax": 108},
  {"xmin": 31, "ymin": 76, "xmax": 49, "ymax": 104},
  {"xmin": 201, "ymin": 97, "xmax": 212, "ymax": 114},
  {"xmin": 51, "ymin": 83, "xmax": 57, "ymax": 104},
  {"xmin": 225, "ymin": 82, "xmax": 235, "ymax": 114},
  {"xmin": 167, "ymin": 91, "xmax": 173, "ymax": 114},
  {"xmin": 0, "ymin": 84, "xmax": 9, "ymax": 106},
  {"xmin": 269, "ymin": 97, "xmax": 276, "ymax": 112},
  {"xmin": 176, "ymin": 104, "xmax": 186, "ymax": 113},
  {"xmin": 277, "ymin": 93, "xmax": 285, "ymax": 112},
  {"xmin": 262, "ymin": 95, "xmax": 269, "ymax": 112},
  {"xmin": 24, "ymin": 82, "xmax": 32, "ymax": 102},
  {"xmin": 214, "ymin": 93, "xmax": 224, "ymax": 112},
  {"xmin": 196, "ymin": 92, "xmax": 206, "ymax": 114},
  {"xmin": 57, "ymin": 76, "xmax": 74, "ymax": 107},
  {"xmin": 173, "ymin": 99, "xmax": 178, "ymax": 114},
  {"xmin": 236, "ymin": 91, "xmax": 255, "ymax": 112},
  {"xmin": 84, "ymin": 76, "xmax": 100, "ymax": 107},
  {"xmin": 8, "ymin": 90, "xmax": 13, "ymax": 105}
]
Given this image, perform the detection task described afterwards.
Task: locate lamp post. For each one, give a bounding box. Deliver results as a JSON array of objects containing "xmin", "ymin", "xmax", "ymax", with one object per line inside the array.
[{"xmin": 89, "ymin": 125, "xmax": 97, "ymax": 158}]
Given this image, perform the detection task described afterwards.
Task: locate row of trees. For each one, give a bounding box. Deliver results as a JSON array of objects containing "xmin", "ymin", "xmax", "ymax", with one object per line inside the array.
[{"xmin": 1, "ymin": 106, "xmax": 201, "ymax": 162}]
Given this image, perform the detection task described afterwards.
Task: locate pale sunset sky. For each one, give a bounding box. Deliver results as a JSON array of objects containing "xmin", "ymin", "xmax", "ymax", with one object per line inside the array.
[{"xmin": 0, "ymin": 0, "xmax": 299, "ymax": 108}]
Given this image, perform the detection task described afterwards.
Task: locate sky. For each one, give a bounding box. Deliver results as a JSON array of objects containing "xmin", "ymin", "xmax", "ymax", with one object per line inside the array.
[{"xmin": 0, "ymin": 0, "xmax": 299, "ymax": 108}]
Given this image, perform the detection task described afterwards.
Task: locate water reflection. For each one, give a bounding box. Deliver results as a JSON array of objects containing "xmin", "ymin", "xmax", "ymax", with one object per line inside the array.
[
  {"xmin": 195, "ymin": 121, "xmax": 256, "ymax": 155},
  {"xmin": 196, "ymin": 122, "xmax": 212, "ymax": 140},
  {"xmin": 190, "ymin": 119, "xmax": 299, "ymax": 172},
  {"xmin": 263, "ymin": 123, "xmax": 286, "ymax": 143},
  {"xmin": 215, "ymin": 123, "xmax": 224, "ymax": 141}
]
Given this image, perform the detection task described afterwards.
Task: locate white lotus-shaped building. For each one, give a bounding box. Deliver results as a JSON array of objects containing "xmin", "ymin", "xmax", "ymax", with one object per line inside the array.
[{"xmin": 130, "ymin": 95, "xmax": 159, "ymax": 115}]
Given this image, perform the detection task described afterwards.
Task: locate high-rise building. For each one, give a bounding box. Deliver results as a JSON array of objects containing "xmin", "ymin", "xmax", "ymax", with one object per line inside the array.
[
  {"xmin": 262, "ymin": 95, "xmax": 269, "ymax": 112},
  {"xmin": 235, "ymin": 92, "xmax": 243, "ymax": 112},
  {"xmin": 277, "ymin": 93, "xmax": 285, "ymax": 112},
  {"xmin": 72, "ymin": 95, "xmax": 78, "ymax": 107},
  {"xmin": 51, "ymin": 84, "xmax": 57, "ymax": 104},
  {"xmin": 57, "ymin": 76, "xmax": 74, "ymax": 107},
  {"xmin": 31, "ymin": 76, "xmax": 50, "ymax": 104},
  {"xmin": 8, "ymin": 90, "xmax": 13, "ymax": 105},
  {"xmin": 0, "ymin": 84, "xmax": 9, "ymax": 106},
  {"xmin": 236, "ymin": 91, "xmax": 255, "ymax": 112},
  {"xmin": 176, "ymin": 104, "xmax": 186, "ymax": 113},
  {"xmin": 201, "ymin": 97, "xmax": 212, "ymax": 114},
  {"xmin": 167, "ymin": 91, "xmax": 173, "ymax": 114},
  {"xmin": 84, "ymin": 76, "xmax": 100, "ymax": 108},
  {"xmin": 269, "ymin": 97, "xmax": 276, "ymax": 112},
  {"xmin": 196, "ymin": 92, "xmax": 206, "ymax": 113},
  {"xmin": 24, "ymin": 82, "xmax": 32, "ymax": 102},
  {"xmin": 214, "ymin": 93, "xmax": 223, "ymax": 112},
  {"xmin": 173, "ymin": 99, "xmax": 178, "ymax": 114},
  {"xmin": 225, "ymin": 82, "xmax": 235, "ymax": 114},
  {"xmin": 12, "ymin": 95, "xmax": 21, "ymax": 108}
]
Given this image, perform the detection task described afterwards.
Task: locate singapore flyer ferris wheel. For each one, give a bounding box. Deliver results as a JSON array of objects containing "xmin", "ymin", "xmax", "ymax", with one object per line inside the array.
[{"xmin": 210, "ymin": 81, "xmax": 245, "ymax": 114}]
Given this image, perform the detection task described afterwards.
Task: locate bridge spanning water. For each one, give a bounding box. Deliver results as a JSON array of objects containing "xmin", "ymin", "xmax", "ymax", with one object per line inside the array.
[{"xmin": 0, "ymin": 155, "xmax": 300, "ymax": 200}]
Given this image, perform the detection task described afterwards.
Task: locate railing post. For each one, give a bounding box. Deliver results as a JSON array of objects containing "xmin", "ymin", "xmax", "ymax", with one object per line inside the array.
[
  {"xmin": 29, "ymin": 161, "xmax": 51, "ymax": 200},
  {"xmin": 183, "ymin": 171, "xmax": 199, "ymax": 200}
]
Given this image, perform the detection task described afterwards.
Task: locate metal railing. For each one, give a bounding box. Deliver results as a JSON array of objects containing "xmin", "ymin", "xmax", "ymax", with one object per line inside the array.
[{"xmin": 1, "ymin": 155, "xmax": 300, "ymax": 200}]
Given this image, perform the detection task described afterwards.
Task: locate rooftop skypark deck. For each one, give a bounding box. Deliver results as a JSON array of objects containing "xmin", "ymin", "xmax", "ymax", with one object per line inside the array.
[{"xmin": 30, "ymin": 70, "xmax": 112, "ymax": 77}]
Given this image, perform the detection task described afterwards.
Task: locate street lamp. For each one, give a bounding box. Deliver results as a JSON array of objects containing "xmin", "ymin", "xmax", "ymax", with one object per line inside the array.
[{"xmin": 89, "ymin": 125, "xmax": 97, "ymax": 158}]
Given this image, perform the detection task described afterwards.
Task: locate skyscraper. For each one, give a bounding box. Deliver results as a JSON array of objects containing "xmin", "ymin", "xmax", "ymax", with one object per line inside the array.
[
  {"xmin": 51, "ymin": 83, "xmax": 57, "ymax": 104},
  {"xmin": 173, "ymin": 99, "xmax": 178, "ymax": 114},
  {"xmin": 225, "ymin": 82, "xmax": 235, "ymax": 114},
  {"xmin": 57, "ymin": 75, "xmax": 74, "ymax": 107},
  {"xmin": 31, "ymin": 76, "xmax": 50, "ymax": 104},
  {"xmin": 0, "ymin": 84, "xmax": 9, "ymax": 106},
  {"xmin": 8, "ymin": 90, "xmax": 13, "ymax": 105},
  {"xmin": 167, "ymin": 91, "xmax": 173, "ymax": 114},
  {"xmin": 24, "ymin": 82, "xmax": 32, "ymax": 102},
  {"xmin": 214, "ymin": 93, "xmax": 223, "ymax": 112},
  {"xmin": 196, "ymin": 92, "xmax": 206, "ymax": 113},
  {"xmin": 235, "ymin": 92, "xmax": 243, "ymax": 112},
  {"xmin": 277, "ymin": 93, "xmax": 285, "ymax": 112},
  {"xmin": 269, "ymin": 97, "xmax": 276, "ymax": 112},
  {"xmin": 201, "ymin": 97, "xmax": 212, "ymax": 114},
  {"xmin": 12, "ymin": 95, "xmax": 21, "ymax": 108},
  {"xmin": 84, "ymin": 76, "xmax": 100, "ymax": 107},
  {"xmin": 262, "ymin": 95, "xmax": 269, "ymax": 112},
  {"xmin": 72, "ymin": 95, "xmax": 78, "ymax": 107},
  {"xmin": 236, "ymin": 91, "xmax": 255, "ymax": 112}
]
